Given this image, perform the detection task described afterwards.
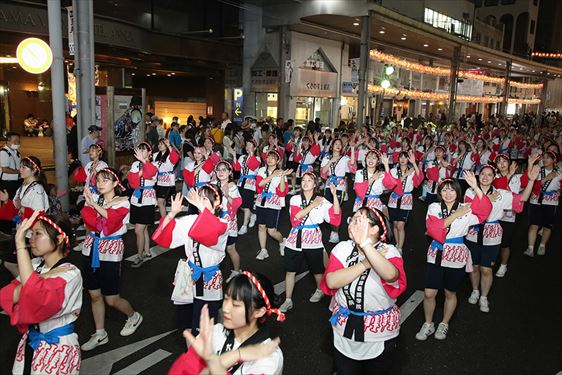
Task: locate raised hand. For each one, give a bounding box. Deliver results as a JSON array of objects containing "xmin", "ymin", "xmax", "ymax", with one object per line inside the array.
[
  {"xmin": 528, "ymin": 165, "xmax": 540, "ymax": 181},
  {"xmin": 15, "ymin": 210, "xmax": 40, "ymax": 246},
  {"xmin": 489, "ymin": 191, "xmax": 501, "ymax": 202},
  {"xmin": 170, "ymin": 192, "xmax": 184, "ymax": 215},
  {"xmin": 464, "ymin": 171, "xmax": 478, "ymax": 189},
  {"xmin": 329, "ymin": 182, "xmax": 337, "ymax": 198},
  {"xmin": 381, "ymin": 154, "xmax": 389, "ymax": 166},
  {"xmin": 456, "ymin": 203, "xmax": 471, "ymax": 217},
  {"xmin": 83, "ymin": 186, "xmax": 95, "ymax": 207},
  {"xmin": 134, "ymin": 148, "xmax": 145, "ymax": 162},
  {"xmin": 407, "ymin": 150, "xmax": 417, "ymax": 165}
]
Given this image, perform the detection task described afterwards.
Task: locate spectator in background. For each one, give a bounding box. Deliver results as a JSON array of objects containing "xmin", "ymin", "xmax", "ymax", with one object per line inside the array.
[
  {"xmin": 187, "ymin": 115, "xmax": 196, "ymax": 128},
  {"xmin": 146, "ymin": 118, "xmax": 159, "ymax": 150},
  {"xmin": 220, "ymin": 111, "xmax": 232, "ymax": 131},
  {"xmin": 80, "ymin": 125, "xmax": 101, "ymax": 164},
  {"xmin": 23, "ymin": 114, "xmax": 38, "ymax": 136},
  {"xmin": 0, "ymin": 131, "xmax": 21, "ymax": 199},
  {"xmin": 153, "ymin": 115, "xmax": 165, "ymax": 139},
  {"xmin": 283, "ymin": 119, "xmax": 294, "ymax": 145},
  {"xmin": 68, "ymin": 118, "xmax": 78, "ymax": 160},
  {"xmin": 168, "ymin": 122, "xmax": 182, "ymax": 152},
  {"xmin": 210, "ymin": 119, "xmax": 224, "ymax": 145}
]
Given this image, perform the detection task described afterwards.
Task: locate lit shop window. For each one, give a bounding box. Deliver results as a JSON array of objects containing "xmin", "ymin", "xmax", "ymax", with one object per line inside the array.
[{"xmin": 424, "ymin": 8, "xmax": 472, "ymax": 40}]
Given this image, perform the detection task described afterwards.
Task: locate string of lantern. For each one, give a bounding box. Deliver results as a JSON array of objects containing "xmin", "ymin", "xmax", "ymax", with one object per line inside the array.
[
  {"xmin": 369, "ymin": 49, "xmax": 544, "ymax": 89},
  {"xmin": 367, "ymin": 84, "xmax": 541, "ymax": 104}
]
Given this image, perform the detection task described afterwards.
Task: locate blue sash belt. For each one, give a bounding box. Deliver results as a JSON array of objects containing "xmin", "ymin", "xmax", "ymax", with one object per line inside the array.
[
  {"xmin": 133, "ymin": 185, "xmax": 154, "ymax": 199},
  {"xmin": 188, "ymin": 261, "xmax": 219, "ymax": 282},
  {"xmin": 430, "ymin": 236, "xmax": 464, "ymax": 251},
  {"xmin": 89, "ymin": 232, "xmax": 121, "ymax": 270},
  {"xmin": 329, "ymin": 304, "xmax": 395, "ymax": 325},
  {"xmin": 27, "ymin": 323, "xmax": 74, "ymax": 350}
]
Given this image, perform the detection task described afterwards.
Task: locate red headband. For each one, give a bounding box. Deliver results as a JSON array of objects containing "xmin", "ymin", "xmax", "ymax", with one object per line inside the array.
[
  {"xmin": 207, "ymin": 137, "xmax": 215, "ymax": 145},
  {"xmin": 434, "ymin": 145, "xmax": 447, "ymax": 153},
  {"xmin": 365, "ymin": 148, "xmax": 381, "ymax": 158},
  {"xmin": 99, "ymin": 168, "xmax": 125, "ymax": 190},
  {"xmin": 302, "ymin": 171, "xmax": 317, "ymax": 181},
  {"xmin": 37, "ymin": 215, "xmax": 70, "ymax": 255},
  {"xmin": 240, "ymin": 271, "xmax": 286, "ymax": 322},
  {"xmin": 361, "ymin": 207, "xmax": 387, "ymax": 242},
  {"xmin": 215, "ymin": 160, "xmax": 233, "ymax": 176},
  {"xmin": 23, "ymin": 157, "xmax": 40, "ymax": 172},
  {"xmin": 494, "ymin": 153, "xmax": 510, "ymax": 163},
  {"xmin": 138, "ymin": 142, "xmax": 153, "ymax": 154},
  {"xmin": 201, "ymin": 183, "xmax": 221, "ymax": 200},
  {"xmin": 479, "ymin": 163, "xmax": 497, "ymax": 174},
  {"xmin": 267, "ymin": 149, "xmax": 281, "ymax": 160},
  {"xmin": 438, "ymin": 178, "xmax": 455, "ymax": 186}
]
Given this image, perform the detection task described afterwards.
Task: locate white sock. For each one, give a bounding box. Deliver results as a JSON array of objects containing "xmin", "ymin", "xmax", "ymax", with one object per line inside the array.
[
  {"xmin": 285, "ymin": 298, "xmax": 292, "ymax": 302},
  {"xmin": 480, "ymin": 296, "xmax": 487, "ymax": 301},
  {"xmin": 96, "ymin": 329, "xmax": 106, "ymax": 336}
]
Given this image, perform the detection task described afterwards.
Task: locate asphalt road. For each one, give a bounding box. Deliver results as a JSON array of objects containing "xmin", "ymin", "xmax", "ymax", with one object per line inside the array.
[{"xmin": 1, "ymin": 187, "xmax": 561, "ymax": 375}]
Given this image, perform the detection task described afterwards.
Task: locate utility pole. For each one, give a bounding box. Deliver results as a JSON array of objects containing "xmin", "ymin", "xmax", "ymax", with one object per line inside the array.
[
  {"xmin": 357, "ymin": 11, "xmax": 372, "ymax": 129},
  {"xmin": 47, "ymin": 0, "xmax": 70, "ymax": 211}
]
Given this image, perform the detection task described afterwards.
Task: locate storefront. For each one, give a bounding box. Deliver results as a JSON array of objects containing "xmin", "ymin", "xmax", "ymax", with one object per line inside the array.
[
  {"xmin": 251, "ymin": 52, "xmax": 279, "ymax": 119},
  {"xmin": 291, "ymin": 68, "xmax": 338, "ymax": 126}
]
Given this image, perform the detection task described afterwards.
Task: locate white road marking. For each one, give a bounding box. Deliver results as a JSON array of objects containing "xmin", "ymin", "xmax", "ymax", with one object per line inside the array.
[
  {"xmin": 80, "ymin": 330, "xmax": 175, "ymax": 375},
  {"xmin": 113, "ymin": 349, "xmax": 172, "ymax": 375},
  {"xmin": 125, "ymin": 245, "xmax": 172, "ymax": 262},
  {"xmin": 399, "ymin": 290, "xmax": 424, "ymax": 323},
  {"xmin": 274, "ymin": 271, "xmax": 310, "ymax": 295}
]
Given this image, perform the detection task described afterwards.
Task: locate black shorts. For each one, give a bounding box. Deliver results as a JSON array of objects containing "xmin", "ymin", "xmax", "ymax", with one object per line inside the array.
[
  {"xmin": 466, "ymin": 240, "xmax": 500, "ymax": 268},
  {"xmin": 239, "ymin": 188, "xmax": 256, "ymax": 209},
  {"xmin": 255, "ymin": 206, "xmax": 280, "ymax": 229},
  {"xmin": 155, "ymin": 185, "xmax": 175, "ymax": 200},
  {"xmin": 529, "ymin": 204, "xmax": 557, "ymax": 229},
  {"xmin": 499, "ymin": 221, "xmax": 516, "ymax": 248},
  {"xmin": 388, "ymin": 207, "xmax": 410, "ymax": 222},
  {"xmin": 130, "ymin": 204, "xmax": 155, "ymax": 225},
  {"xmin": 324, "ymin": 188, "xmax": 344, "ymax": 205},
  {"xmin": 226, "ymin": 235, "xmax": 237, "ymax": 246},
  {"xmin": 82, "ymin": 255, "xmax": 121, "ymax": 295},
  {"xmin": 424, "ymin": 262, "xmax": 466, "ymax": 292},
  {"xmin": 284, "ymin": 247, "xmax": 325, "ymax": 274},
  {"xmin": 286, "ymin": 160, "xmax": 299, "ymax": 172}
]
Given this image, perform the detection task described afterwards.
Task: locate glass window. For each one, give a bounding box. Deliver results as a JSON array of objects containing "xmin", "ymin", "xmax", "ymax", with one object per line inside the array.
[{"xmin": 256, "ymin": 93, "xmax": 278, "ymax": 119}]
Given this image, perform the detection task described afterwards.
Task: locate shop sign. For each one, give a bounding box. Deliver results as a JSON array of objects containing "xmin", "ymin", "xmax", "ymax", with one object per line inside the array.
[
  {"xmin": 232, "ymin": 88, "xmax": 243, "ymax": 123},
  {"xmin": 342, "ymin": 81, "xmax": 357, "ymax": 95},
  {"xmin": 350, "ymin": 58, "xmax": 359, "ymax": 84},
  {"xmin": 251, "ymin": 68, "xmax": 279, "ymax": 92},
  {"xmin": 457, "ymin": 79, "xmax": 484, "ymax": 96},
  {"xmin": 292, "ymin": 69, "xmax": 337, "ymax": 97},
  {"xmin": 66, "ymin": 6, "xmax": 74, "ymax": 55}
]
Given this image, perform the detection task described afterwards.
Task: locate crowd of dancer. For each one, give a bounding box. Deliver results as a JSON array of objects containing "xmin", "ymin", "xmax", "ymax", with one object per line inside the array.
[{"xmin": 0, "ymin": 110, "xmax": 560, "ymax": 374}]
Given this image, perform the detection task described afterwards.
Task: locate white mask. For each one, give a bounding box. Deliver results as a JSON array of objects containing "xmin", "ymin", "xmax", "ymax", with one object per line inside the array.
[{"xmin": 11, "ymin": 144, "xmax": 20, "ymax": 150}]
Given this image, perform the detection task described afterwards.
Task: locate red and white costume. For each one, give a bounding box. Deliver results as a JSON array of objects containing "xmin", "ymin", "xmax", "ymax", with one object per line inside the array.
[
  {"xmin": 152, "ymin": 209, "xmax": 228, "ymax": 301},
  {"xmin": 129, "ymin": 160, "xmax": 158, "ymax": 207},
  {"xmin": 74, "ymin": 160, "xmax": 108, "ymax": 202},
  {"xmin": 285, "ymin": 195, "xmax": 341, "ymax": 251},
  {"xmin": 321, "ymin": 241, "xmax": 406, "ymax": 360},
  {"xmin": 183, "ymin": 158, "xmax": 214, "ymax": 189},
  {"xmin": 154, "ymin": 150, "xmax": 180, "ymax": 188},
  {"xmin": 425, "ymin": 197, "xmax": 491, "ymax": 270},
  {"xmin": 320, "ymin": 155, "xmax": 356, "ymax": 192},
  {"xmin": 285, "ymin": 137, "xmax": 302, "ymax": 163},
  {"xmin": 255, "ymin": 167, "xmax": 288, "ymax": 210},
  {"xmin": 425, "ymin": 160, "xmax": 453, "ymax": 195},
  {"xmin": 168, "ymin": 324, "xmax": 283, "ymax": 375},
  {"xmin": 352, "ymin": 169, "xmax": 393, "ymax": 212},
  {"xmin": 0, "ymin": 181, "xmax": 49, "ymax": 223},
  {"xmin": 522, "ymin": 167, "xmax": 562, "ymax": 207},
  {"xmin": 387, "ymin": 167, "xmax": 424, "ymax": 210},
  {"xmin": 464, "ymin": 187, "xmax": 525, "ymax": 246},
  {"xmin": 294, "ymin": 143, "xmax": 320, "ymax": 177},
  {"xmin": 81, "ymin": 200, "xmax": 130, "ymax": 262},
  {"xmin": 474, "ymin": 149, "xmax": 495, "ymax": 174},
  {"xmin": 261, "ymin": 145, "xmax": 284, "ymax": 164},
  {"xmin": 493, "ymin": 174, "xmax": 522, "ymax": 223},
  {"xmin": 219, "ymin": 184, "xmax": 243, "ymax": 238},
  {"xmin": 452, "ymin": 151, "xmax": 479, "ymax": 180},
  {"xmin": 0, "ymin": 259, "xmax": 82, "ymax": 375},
  {"xmin": 233, "ymin": 154, "xmax": 261, "ymax": 192}
]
